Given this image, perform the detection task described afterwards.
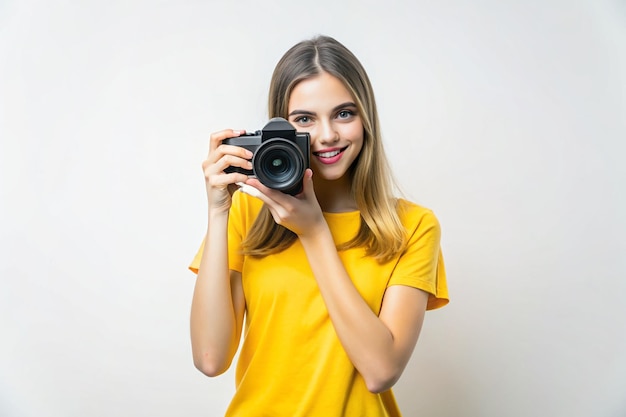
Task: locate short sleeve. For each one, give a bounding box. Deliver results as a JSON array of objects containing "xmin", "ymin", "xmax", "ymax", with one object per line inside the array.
[
  {"xmin": 388, "ymin": 207, "xmax": 449, "ymax": 310},
  {"xmin": 188, "ymin": 190, "xmax": 247, "ymax": 274},
  {"xmin": 188, "ymin": 239, "xmax": 204, "ymax": 274}
]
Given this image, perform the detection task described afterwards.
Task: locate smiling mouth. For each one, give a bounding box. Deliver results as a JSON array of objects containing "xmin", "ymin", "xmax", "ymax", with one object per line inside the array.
[{"xmin": 313, "ymin": 146, "xmax": 348, "ymax": 158}]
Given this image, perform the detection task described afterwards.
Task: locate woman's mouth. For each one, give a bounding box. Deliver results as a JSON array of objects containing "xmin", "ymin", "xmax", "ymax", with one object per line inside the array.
[{"xmin": 313, "ymin": 146, "xmax": 348, "ymax": 164}]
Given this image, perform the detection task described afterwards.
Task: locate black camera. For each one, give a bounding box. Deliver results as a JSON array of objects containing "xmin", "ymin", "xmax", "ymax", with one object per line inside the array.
[{"xmin": 224, "ymin": 117, "xmax": 310, "ymax": 195}]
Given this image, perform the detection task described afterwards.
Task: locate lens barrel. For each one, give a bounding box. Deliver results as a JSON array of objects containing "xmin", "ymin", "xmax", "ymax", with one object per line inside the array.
[{"xmin": 253, "ymin": 138, "xmax": 306, "ymax": 195}]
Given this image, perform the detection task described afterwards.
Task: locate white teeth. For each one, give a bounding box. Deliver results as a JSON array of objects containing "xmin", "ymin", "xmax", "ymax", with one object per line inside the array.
[{"xmin": 317, "ymin": 150, "xmax": 341, "ymax": 158}]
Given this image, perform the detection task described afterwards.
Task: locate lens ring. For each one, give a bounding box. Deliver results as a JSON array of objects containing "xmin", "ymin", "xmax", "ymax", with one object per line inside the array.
[{"xmin": 253, "ymin": 138, "xmax": 305, "ymax": 192}]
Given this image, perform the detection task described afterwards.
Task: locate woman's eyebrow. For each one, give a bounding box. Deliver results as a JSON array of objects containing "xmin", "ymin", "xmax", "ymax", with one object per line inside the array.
[
  {"xmin": 333, "ymin": 102, "xmax": 357, "ymax": 111},
  {"xmin": 288, "ymin": 109, "xmax": 315, "ymax": 117},
  {"xmin": 288, "ymin": 102, "xmax": 357, "ymax": 117}
]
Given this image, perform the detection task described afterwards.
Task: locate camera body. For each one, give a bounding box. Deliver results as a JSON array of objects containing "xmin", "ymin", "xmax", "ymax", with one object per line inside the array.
[{"xmin": 224, "ymin": 117, "xmax": 310, "ymax": 195}]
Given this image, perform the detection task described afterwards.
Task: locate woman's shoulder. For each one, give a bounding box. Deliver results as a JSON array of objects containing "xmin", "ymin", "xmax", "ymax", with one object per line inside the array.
[{"xmin": 396, "ymin": 198, "xmax": 440, "ymax": 229}]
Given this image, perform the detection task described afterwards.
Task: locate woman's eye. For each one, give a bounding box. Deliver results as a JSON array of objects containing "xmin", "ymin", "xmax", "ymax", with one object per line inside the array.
[
  {"xmin": 295, "ymin": 116, "xmax": 310, "ymax": 124},
  {"xmin": 337, "ymin": 110, "xmax": 353, "ymax": 119}
]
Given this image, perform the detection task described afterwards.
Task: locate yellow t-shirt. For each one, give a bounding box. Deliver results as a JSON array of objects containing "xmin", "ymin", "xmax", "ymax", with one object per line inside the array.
[{"xmin": 190, "ymin": 191, "xmax": 448, "ymax": 417}]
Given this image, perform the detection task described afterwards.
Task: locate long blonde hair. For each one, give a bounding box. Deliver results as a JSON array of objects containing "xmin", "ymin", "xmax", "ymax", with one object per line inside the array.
[{"xmin": 241, "ymin": 35, "xmax": 406, "ymax": 263}]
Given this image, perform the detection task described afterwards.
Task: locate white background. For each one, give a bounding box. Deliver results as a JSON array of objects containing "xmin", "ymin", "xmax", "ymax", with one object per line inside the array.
[{"xmin": 1, "ymin": 1, "xmax": 625, "ymax": 416}]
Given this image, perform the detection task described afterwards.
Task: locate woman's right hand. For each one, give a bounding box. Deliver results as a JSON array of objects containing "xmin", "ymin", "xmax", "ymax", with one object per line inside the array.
[{"xmin": 202, "ymin": 129, "xmax": 254, "ymax": 213}]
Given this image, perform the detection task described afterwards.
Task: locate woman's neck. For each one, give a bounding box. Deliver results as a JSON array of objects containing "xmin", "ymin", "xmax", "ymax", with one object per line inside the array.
[{"xmin": 313, "ymin": 175, "xmax": 357, "ymax": 213}]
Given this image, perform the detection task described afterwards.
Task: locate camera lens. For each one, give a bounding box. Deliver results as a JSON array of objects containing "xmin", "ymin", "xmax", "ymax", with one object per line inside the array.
[
  {"xmin": 253, "ymin": 138, "xmax": 306, "ymax": 195},
  {"xmin": 267, "ymin": 155, "xmax": 289, "ymax": 176}
]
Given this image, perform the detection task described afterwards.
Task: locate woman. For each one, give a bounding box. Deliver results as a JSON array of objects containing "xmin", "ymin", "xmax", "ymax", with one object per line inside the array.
[{"xmin": 189, "ymin": 35, "xmax": 448, "ymax": 416}]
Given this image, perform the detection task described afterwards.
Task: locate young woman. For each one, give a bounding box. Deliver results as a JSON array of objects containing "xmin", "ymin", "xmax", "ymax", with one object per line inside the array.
[{"xmin": 189, "ymin": 35, "xmax": 449, "ymax": 416}]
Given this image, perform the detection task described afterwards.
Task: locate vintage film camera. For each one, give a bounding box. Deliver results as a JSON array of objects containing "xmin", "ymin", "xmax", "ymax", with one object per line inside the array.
[{"xmin": 224, "ymin": 117, "xmax": 310, "ymax": 195}]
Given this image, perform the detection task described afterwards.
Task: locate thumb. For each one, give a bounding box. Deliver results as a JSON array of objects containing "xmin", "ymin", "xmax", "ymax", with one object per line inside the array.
[{"xmin": 300, "ymin": 169, "xmax": 315, "ymax": 199}]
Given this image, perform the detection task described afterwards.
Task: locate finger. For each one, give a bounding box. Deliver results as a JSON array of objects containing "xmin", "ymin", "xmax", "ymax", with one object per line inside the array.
[
  {"xmin": 244, "ymin": 178, "xmax": 290, "ymax": 204},
  {"xmin": 208, "ymin": 129, "xmax": 246, "ymax": 155},
  {"xmin": 238, "ymin": 183, "xmax": 282, "ymax": 211},
  {"xmin": 297, "ymin": 169, "xmax": 315, "ymax": 199},
  {"xmin": 237, "ymin": 183, "xmax": 264, "ymax": 199},
  {"xmin": 209, "ymin": 145, "xmax": 253, "ymax": 171},
  {"xmin": 208, "ymin": 172, "xmax": 249, "ymax": 190},
  {"xmin": 202, "ymin": 145, "xmax": 253, "ymax": 185},
  {"xmin": 243, "ymin": 180, "xmax": 300, "ymax": 228},
  {"xmin": 204, "ymin": 153, "xmax": 250, "ymax": 177},
  {"xmin": 211, "ymin": 153, "xmax": 253, "ymax": 174},
  {"xmin": 218, "ymin": 144, "xmax": 254, "ymax": 160}
]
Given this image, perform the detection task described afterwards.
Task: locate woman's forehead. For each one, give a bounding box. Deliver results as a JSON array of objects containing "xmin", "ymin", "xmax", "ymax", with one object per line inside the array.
[{"xmin": 288, "ymin": 73, "xmax": 355, "ymax": 112}]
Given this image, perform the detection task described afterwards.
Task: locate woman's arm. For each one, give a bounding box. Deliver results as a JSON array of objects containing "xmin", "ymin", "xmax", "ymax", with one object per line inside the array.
[
  {"xmin": 299, "ymin": 226, "xmax": 429, "ymax": 393},
  {"xmin": 190, "ymin": 212, "xmax": 245, "ymax": 377},
  {"xmin": 242, "ymin": 171, "xmax": 433, "ymax": 393},
  {"xmin": 190, "ymin": 129, "xmax": 250, "ymax": 376}
]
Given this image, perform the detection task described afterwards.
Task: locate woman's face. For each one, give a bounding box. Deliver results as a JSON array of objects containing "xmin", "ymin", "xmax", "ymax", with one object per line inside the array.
[{"xmin": 287, "ymin": 72, "xmax": 364, "ymax": 182}]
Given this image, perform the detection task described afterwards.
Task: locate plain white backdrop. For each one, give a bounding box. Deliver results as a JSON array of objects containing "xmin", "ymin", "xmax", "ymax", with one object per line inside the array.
[{"xmin": 1, "ymin": 1, "xmax": 625, "ymax": 416}]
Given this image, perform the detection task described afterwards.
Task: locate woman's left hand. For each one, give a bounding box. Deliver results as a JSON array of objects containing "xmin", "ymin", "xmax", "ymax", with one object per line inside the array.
[{"xmin": 242, "ymin": 169, "xmax": 326, "ymax": 237}]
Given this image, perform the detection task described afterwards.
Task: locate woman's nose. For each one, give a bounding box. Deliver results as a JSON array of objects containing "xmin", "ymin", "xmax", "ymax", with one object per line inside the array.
[{"xmin": 318, "ymin": 121, "xmax": 339, "ymax": 144}]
